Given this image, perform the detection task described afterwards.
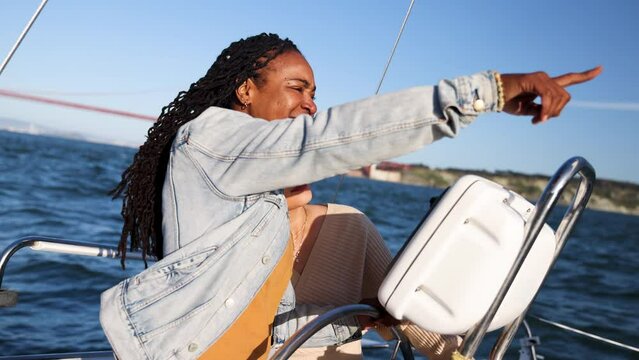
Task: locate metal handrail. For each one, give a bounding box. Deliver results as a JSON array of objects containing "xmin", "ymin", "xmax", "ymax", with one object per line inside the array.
[
  {"xmin": 456, "ymin": 156, "xmax": 595, "ymax": 360},
  {"xmin": 0, "ymin": 236, "xmax": 154, "ymax": 289},
  {"xmin": 270, "ymin": 304, "xmax": 414, "ymax": 360}
]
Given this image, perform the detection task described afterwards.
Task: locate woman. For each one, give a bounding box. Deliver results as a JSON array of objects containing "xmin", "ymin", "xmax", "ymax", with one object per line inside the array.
[
  {"xmin": 101, "ymin": 33, "xmax": 600, "ymax": 359},
  {"xmin": 283, "ymin": 186, "xmax": 462, "ymax": 359}
]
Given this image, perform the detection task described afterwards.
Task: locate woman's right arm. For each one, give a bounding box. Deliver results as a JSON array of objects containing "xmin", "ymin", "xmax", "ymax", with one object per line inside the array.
[
  {"xmin": 178, "ymin": 67, "xmax": 600, "ymax": 198},
  {"xmin": 178, "ymin": 72, "xmax": 498, "ymax": 197}
]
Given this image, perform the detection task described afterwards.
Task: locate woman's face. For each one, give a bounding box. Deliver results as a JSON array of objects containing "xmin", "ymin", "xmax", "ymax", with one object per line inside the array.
[
  {"xmin": 236, "ymin": 50, "xmax": 317, "ymax": 209},
  {"xmin": 236, "ymin": 51, "xmax": 317, "ymax": 121}
]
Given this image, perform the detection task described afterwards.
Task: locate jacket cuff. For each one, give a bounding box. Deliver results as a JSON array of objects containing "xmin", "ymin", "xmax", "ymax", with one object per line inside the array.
[{"xmin": 438, "ymin": 71, "xmax": 500, "ymax": 125}]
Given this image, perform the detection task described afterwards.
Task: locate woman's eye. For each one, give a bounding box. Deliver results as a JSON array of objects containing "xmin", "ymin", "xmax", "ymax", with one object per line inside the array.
[{"xmin": 290, "ymin": 87, "xmax": 315, "ymax": 100}]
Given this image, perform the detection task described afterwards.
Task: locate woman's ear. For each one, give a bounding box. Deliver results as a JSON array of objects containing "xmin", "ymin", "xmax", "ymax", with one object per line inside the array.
[{"xmin": 235, "ymin": 79, "xmax": 254, "ymax": 109}]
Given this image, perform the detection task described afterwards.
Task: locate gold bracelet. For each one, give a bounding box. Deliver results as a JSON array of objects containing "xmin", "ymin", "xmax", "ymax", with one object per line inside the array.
[{"xmin": 494, "ymin": 72, "xmax": 505, "ymax": 112}]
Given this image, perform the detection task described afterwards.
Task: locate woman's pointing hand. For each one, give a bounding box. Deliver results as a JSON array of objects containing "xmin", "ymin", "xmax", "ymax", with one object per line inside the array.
[{"xmin": 501, "ymin": 66, "xmax": 602, "ymax": 124}]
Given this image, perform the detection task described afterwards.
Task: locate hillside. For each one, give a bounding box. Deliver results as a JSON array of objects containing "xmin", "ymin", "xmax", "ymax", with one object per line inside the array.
[{"xmin": 390, "ymin": 165, "xmax": 639, "ymax": 216}]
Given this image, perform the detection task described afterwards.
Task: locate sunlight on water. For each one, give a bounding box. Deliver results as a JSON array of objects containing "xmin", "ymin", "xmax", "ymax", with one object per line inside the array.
[{"xmin": 0, "ymin": 130, "xmax": 637, "ymax": 358}]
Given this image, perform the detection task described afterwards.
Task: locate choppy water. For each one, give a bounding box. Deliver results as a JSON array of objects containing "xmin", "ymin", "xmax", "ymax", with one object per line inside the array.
[{"xmin": 0, "ymin": 130, "xmax": 637, "ymax": 359}]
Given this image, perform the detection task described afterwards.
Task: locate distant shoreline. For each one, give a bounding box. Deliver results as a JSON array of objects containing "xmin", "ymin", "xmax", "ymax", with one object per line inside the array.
[
  {"xmin": 0, "ymin": 119, "xmax": 140, "ymax": 149},
  {"xmin": 4, "ymin": 126, "xmax": 637, "ymax": 216},
  {"xmin": 349, "ymin": 164, "xmax": 639, "ymax": 217}
]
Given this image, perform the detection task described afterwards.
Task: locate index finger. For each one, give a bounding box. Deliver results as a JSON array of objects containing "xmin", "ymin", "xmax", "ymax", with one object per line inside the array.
[{"xmin": 553, "ymin": 66, "xmax": 603, "ymax": 87}]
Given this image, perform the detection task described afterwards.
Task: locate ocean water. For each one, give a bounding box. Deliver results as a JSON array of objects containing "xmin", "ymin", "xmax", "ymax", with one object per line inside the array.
[{"xmin": 0, "ymin": 130, "xmax": 637, "ymax": 359}]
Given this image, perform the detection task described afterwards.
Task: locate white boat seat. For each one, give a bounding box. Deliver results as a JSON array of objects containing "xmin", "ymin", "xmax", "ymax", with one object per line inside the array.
[{"xmin": 378, "ymin": 175, "xmax": 556, "ymax": 335}]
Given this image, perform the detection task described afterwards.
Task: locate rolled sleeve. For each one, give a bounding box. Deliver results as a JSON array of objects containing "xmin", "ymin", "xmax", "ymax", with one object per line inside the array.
[{"xmin": 438, "ymin": 71, "xmax": 500, "ymax": 125}]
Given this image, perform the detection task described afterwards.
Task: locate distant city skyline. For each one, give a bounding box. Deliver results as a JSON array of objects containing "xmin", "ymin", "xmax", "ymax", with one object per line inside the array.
[{"xmin": 1, "ymin": 1, "xmax": 638, "ymax": 183}]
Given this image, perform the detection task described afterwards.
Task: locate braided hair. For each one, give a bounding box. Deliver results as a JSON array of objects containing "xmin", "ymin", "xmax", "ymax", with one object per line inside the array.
[{"xmin": 111, "ymin": 33, "xmax": 299, "ymax": 267}]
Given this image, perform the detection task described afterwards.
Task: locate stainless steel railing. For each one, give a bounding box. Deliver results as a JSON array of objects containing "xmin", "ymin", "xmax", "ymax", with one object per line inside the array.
[
  {"xmin": 455, "ymin": 156, "xmax": 596, "ymax": 360},
  {"xmin": 0, "ymin": 236, "xmax": 153, "ymax": 290},
  {"xmin": 270, "ymin": 304, "xmax": 414, "ymax": 360}
]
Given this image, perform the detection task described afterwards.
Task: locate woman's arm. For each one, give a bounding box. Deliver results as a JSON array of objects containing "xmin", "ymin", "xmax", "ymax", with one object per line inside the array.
[{"xmin": 179, "ymin": 72, "xmax": 498, "ymax": 197}]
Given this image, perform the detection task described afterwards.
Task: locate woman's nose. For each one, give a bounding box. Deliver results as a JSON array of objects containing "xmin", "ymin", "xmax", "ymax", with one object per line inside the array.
[{"xmin": 302, "ymin": 97, "xmax": 317, "ymax": 116}]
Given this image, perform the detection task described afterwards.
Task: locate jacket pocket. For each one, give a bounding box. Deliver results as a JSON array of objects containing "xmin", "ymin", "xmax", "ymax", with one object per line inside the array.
[
  {"xmin": 124, "ymin": 245, "xmax": 220, "ymax": 313},
  {"xmin": 250, "ymin": 196, "xmax": 281, "ymax": 237}
]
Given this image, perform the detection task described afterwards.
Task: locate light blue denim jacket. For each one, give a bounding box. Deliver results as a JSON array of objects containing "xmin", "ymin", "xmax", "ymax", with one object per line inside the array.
[{"xmin": 100, "ymin": 72, "xmax": 499, "ymax": 359}]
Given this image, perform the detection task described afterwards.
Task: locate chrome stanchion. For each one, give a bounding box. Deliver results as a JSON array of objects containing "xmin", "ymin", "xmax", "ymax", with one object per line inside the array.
[
  {"xmin": 270, "ymin": 304, "xmax": 414, "ymax": 360},
  {"xmin": 455, "ymin": 156, "xmax": 595, "ymax": 360}
]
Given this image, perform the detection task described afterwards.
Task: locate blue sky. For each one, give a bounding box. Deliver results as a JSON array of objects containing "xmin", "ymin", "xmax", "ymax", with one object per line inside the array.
[{"xmin": 1, "ymin": 0, "xmax": 638, "ymax": 183}]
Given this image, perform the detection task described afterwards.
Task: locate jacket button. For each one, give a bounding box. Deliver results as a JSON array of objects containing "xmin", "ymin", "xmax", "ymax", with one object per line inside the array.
[
  {"xmin": 262, "ymin": 256, "xmax": 271, "ymax": 264},
  {"xmin": 187, "ymin": 342, "xmax": 198, "ymax": 352},
  {"xmin": 472, "ymin": 99, "xmax": 486, "ymax": 112},
  {"xmin": 225, "ymin": 298, "xmax": 235, "ymax": 308}
]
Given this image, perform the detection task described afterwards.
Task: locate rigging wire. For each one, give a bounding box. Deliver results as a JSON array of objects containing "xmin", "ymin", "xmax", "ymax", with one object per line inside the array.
[
  {"xmin": 529, "ymin": 314, "xmax": 639, "ymax": 353},
  {"xmin": 0, "ymin": 0, "xmax": 49, "ymax": 77},
  {"xmin": 0, "ymin": 1, "xmax": 160, "ymax": 121},
  {"xmin": 374, "ymin": 0, "xmax": 416, "ymax": 96},
  {"xmin": 330, "ymin": 0, "xmax": 416, "ymax": 203},
  {"xmin": 0, "ymin": 89, "xmax": 156, "ymax": 121},
  {"xmin": 3, "ymin": 87, "xmax": 172, "ymax": 97}
]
